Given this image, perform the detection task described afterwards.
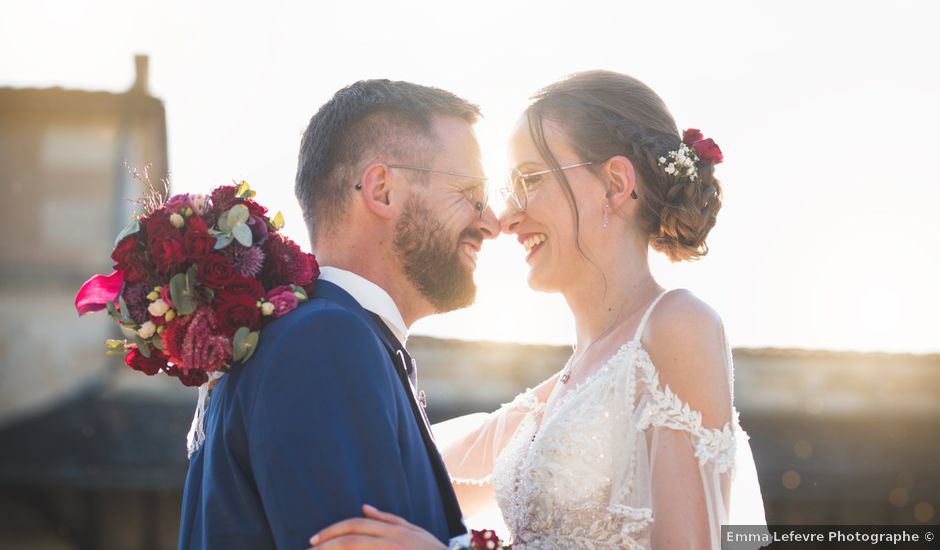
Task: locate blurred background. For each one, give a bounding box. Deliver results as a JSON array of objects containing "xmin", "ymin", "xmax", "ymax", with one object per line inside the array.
[{"xmin": 1, "ymin": 1, "xmax": 938, "ymax": 548}]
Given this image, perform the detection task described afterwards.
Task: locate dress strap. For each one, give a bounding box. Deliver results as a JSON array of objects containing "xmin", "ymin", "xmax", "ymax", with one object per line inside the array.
[{"xmin": 631, "ymin": 290, "xmax": 671, "ymax": 342}]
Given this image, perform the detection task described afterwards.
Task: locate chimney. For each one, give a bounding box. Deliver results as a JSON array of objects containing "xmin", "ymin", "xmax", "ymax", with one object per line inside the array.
[{"xmin": 131, "ymin": 54, "xmax": 149, "ymax": 95}]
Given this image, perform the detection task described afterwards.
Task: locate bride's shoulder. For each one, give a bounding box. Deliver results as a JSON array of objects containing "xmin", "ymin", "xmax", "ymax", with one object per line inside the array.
[{"xmin": 640, "ymin": 289, "xmax": 732, "ymax": 428}]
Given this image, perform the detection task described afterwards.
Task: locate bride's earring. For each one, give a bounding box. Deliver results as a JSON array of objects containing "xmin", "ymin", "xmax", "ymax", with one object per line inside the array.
[{"xmin": 603, "ymin": 203, "xmax": 610, "ymax": 229}]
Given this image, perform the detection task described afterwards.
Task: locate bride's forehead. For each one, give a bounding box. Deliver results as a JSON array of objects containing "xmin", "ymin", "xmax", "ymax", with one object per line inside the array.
[{"xmin": 508, "ymin": 117, "xmax": 573, "ymax": 165}]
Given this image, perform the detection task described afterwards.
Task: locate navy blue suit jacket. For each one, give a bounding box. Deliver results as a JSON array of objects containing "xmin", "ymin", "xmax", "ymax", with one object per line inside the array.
[{"xmin": 179, "ymin": 280, "xmax": 464, "ymax": 549}]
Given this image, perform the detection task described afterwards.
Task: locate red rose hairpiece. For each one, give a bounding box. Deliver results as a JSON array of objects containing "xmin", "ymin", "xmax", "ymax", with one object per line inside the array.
[
  {"xmin": 682, "ymin": 128, "xmax": 724, "ymax": 165},
  {"xmin": 658, "ymin": 128, "xmax": 723, "ymax": 181}
]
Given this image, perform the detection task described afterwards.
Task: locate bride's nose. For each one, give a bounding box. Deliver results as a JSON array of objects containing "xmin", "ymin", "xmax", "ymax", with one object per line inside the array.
[{"xmin": 499, "ymin": 207, "xmax": 524, "ymax": 234}]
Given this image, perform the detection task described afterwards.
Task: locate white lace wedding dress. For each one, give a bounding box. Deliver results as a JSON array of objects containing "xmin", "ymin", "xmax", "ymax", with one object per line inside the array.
[{"xmin": 435, "ymin": 292, "xmax": 766, "ymax": 549}]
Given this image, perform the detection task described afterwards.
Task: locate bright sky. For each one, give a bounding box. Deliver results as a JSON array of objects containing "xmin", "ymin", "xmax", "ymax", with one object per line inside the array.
[{"xmin": 4, "ymin": 0, "xmax": 939, "ymax": 353}]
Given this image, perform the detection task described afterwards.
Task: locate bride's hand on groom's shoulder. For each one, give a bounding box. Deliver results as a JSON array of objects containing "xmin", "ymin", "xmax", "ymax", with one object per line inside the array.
[{"xmin": 308, "ymin": 504, "xmax": 446, "ymax": 550}]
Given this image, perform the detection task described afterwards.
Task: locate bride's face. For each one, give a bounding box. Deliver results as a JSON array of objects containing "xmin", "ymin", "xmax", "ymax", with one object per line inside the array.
[{"xmin": 501, "ymin": 117, "xmax": 607, "ymax": 292}]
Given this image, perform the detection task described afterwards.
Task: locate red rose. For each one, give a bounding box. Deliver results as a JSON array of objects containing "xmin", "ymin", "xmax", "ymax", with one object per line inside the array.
[
  {"xmin": 682, "ymin": 128, "xmax": 704, "ymax": 145},
  {"xmin": 111, "ymin": 235, "xmax": 139, "ymax": 267},
  {"xmin": 164, "ymin": 365, "xmax": 209, "ymax": 387},
  {"xmin": 152, "ymin": 236, "xmax": 186, "ymax": 274},
  {"xmin": 183, "ymin": 217, "xmax": 216, "ymax": 261},
  {"xmin": 692, "ymin": 138, "xmax": 724, "ymax": 165},
  {"xmin": 124, "ymin": 347, "xmax": 169, "ymax": 376},
  {"xmin": 223, "ymin": 275, "xmax": 265, "ymax": 300},
  {"xmin": 214, "ymin": 293, "xmax": 261, "ymax": 336},
  {"xmin": 145, "ymin": 211, "xmax": 180, "ymax": 250},
  {"xmin": 198, "ymin": 254, "xmax": 236, "ymax": 288}
]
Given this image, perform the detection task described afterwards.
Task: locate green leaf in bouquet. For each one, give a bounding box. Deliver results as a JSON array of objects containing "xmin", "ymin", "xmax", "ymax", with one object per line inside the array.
[
  {"xmin": 118, "ymin": 295, "xmax": 133, "ymax": 324},
  {"xmin": 151, "ymin": 333, "xmax": 164, "ymax": 351},
  {"xmin": 215, "ymin": 214, "xmax": 231, "ymax": 232},
  {"xmin": 169, "ymin": 270, "xmax": 197, "ymax": 316},
  {"xmin": 213, "ymin": 234, "xmax": 234, "ymax": 250},
  {"xmin": 226, "ymin": 204, "xmax": 250, "ymax": 228},
  {"xmin": 114, "ymin": 218, "xmax": 140, "ymax": 248},
  {"xmin": 290, "ymin": 284, "xmax": 308, "ymax": 301},
  {"xmin": 232, "ymin": 326, "xmax": 249, "ymax": 362},
  {"xmin": 134, "ymin": 337, "xmax": 152, "ymax": 358},
  {"xmin": 242, "ymin": 331, "xmax": 259, "ymax": 362},
  {"xmin": 120, "ymin": 325, "xmax": 139, "ymax": 340},
  {"xmin": 232, "ymin": 327, "xmax": 260, "ymax": 363},
  {"xmin": 232, "ymin": 223, "xmax": 253, "ymax": 247},
  {"xmin": 106, "ymin": 300, "xmax": 118, "ymax": 319}
]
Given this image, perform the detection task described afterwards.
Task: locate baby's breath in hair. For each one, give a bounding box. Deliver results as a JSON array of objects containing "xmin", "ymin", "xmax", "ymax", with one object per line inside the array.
[{"xmin": 658, "ymin": 142, "xmax": 699, "ymax": 182}]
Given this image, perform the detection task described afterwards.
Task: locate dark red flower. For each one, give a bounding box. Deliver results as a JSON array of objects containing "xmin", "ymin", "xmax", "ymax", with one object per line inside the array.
[
  {"xmin": 111, "ymin": 235, "xmax": 139, "ymax": 267},
  {"xmin": 211, "ymin": 186, "xmax": 239, "ymax": 212},
  {"xmin": 244, "ymin": 199, "xmax": 268, "ymax": 218},
  {"xmin": 124, "ymin": 348, "xmax": 169, "ymax": 376},
  {"xmin": 692, "ymin": 138, "xmax": 724, "ymax": 165},
  {"xmin": 223, "ymin": 275, "xmax": 265, "ymax": 301},
  {"xmin": 214, "ymin": 292, "xmax": 261, "ymax": 337},
  {"xmin": 123, "ymin": 261, "xmax": 150, "ymax": 283},
  {"xmin": 682, "ymin": 128, "xmax": 704, "ymax": 145},
  {"xmin": 161, "ymin": 316, "xmax": 190, "ymax": 362},
  {"xmin": 183, "ymin": 217, "xmax": 216, "ymax": 261},
  {"xmin": 261, "ymin": 234, "xmax": 316, "ymax": 287},
  {"xmin": 152, "ymin": 237, "xmax": 186, "ymax": 274},
  {"xmin": 164, "ymin": 365, "xmax": 209, "ymax": 387},
  {"xmin": 145, "ymin": 211, "xmax": 180, "ymax": 249},
  {"xmin": 470, "ymin": 529, "xmax": 500, "ymax": 549},
  {"xmin": 198, "ymin": 254, "xmax": 236, "ymax": 288}
]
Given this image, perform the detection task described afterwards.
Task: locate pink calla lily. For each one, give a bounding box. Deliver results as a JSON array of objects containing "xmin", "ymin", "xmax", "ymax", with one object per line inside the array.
[{"xmin": 75, "ymin": 270, "xmax": 125, "ymax": 316}]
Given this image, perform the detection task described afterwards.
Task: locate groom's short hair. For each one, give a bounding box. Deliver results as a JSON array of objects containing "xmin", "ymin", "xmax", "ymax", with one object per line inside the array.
[{"xmin": 295, "ymin": 79, "xmax": 481, "ymax": 242}]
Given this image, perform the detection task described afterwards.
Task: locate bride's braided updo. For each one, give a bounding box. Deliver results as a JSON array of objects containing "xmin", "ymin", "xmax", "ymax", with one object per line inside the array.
[{"xmin": 526, "ymin": 70, "xmax": 722, "ymax": 262}]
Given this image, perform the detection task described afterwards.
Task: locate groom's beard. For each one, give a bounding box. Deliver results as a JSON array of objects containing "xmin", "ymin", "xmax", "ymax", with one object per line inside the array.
[{"xmin": 393, "ymin": 194, "xmax": 479, "ymax": 313}]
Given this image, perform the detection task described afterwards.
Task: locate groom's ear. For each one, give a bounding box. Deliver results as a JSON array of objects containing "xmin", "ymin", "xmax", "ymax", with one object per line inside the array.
[{"xmin": 357, "ymin": 163, "xmax": 397, "ymax": 220}]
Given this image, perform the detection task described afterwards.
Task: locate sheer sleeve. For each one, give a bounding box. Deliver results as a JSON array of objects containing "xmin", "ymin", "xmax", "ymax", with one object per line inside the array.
[
  {"xmin": 619, "ymin": 322, "xmax": 766, "ymax": 549},
  {"xmin": 432, "ymin": 373, "xmax": 557, "ymax": 519}
]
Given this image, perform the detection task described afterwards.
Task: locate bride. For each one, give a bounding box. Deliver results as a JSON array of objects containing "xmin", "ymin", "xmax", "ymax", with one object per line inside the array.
[{"xmin": 310, "ymin": 71, "xmax": 766, "ymax": 549}]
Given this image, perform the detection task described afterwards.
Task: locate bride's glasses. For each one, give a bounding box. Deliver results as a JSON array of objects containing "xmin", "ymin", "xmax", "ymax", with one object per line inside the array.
[{"xmin": 500, "ymin": 161, "xmax": 593, "ymax": 213}]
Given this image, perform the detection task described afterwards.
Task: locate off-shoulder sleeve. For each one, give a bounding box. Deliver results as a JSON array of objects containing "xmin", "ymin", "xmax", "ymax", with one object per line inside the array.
[{"xmin": 620, "ymin": 334, "xmax": 765, "ymax": 549}]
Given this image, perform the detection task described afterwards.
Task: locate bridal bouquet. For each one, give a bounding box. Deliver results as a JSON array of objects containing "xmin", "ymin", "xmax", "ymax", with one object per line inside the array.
[{"xmin": 75, "ymin": 181, "xmax": 318, "ymax": 388}]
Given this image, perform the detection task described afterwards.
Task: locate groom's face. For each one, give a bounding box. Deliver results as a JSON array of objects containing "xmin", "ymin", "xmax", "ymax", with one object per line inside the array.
[{"xmin": 393, "ymin": 117, "xmax": 499, "ymax": 313}]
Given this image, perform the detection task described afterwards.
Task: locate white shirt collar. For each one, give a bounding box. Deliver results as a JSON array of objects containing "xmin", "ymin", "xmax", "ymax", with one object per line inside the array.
[{"xmin": 317, "ymin": 266, "xmax": 409, "ymax": 345}]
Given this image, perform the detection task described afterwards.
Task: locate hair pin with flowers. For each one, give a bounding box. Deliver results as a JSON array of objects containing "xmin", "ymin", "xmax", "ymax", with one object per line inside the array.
[{"xmin": 657, "ymin": 128, "xmax": 723, "ymax": 181}]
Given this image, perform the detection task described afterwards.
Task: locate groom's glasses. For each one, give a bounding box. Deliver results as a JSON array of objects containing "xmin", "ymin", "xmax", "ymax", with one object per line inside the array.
[
  {"xmin": 500, "ymin": 161, "xmax": 593, "ymax": 213},
  {"xmin": 387, "ymin": 164, "xmax": 490, "ymax": 218}
]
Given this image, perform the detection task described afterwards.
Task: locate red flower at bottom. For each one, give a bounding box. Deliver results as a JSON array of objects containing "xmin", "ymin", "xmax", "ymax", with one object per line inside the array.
[
  {"xmin": 470, "ymin": 529, "xmax": 501, "ymax": 549},
  {"xmin": 125, "ymin": 348, "xmax": 169, "ymax": 376}
]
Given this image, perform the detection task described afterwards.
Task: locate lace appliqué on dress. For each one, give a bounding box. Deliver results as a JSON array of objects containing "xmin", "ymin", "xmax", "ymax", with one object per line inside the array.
[{"xmin": 636, "ymin": 353, "xmax": 737, "ymax": 475}]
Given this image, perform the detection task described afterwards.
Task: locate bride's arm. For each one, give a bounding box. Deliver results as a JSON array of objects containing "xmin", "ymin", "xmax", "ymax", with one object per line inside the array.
[
  {"xmin": 433, "ymin": 373, "xmax": 559, "ymax": 516},
  {"xmin": 641, "ymin": 292, "xmax": 735, "ymax": 549}
]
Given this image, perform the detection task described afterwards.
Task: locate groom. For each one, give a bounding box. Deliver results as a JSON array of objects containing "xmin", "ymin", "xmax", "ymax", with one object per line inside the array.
[{"xmin": 179, "ymin": 80, "xmax": 499, "ymax": 549}]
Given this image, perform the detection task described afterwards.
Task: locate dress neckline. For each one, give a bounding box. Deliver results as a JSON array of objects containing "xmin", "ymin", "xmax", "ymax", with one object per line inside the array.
[{"xmin": 537, "ymin": 289, "xmax": 671, "ymax": 426}]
